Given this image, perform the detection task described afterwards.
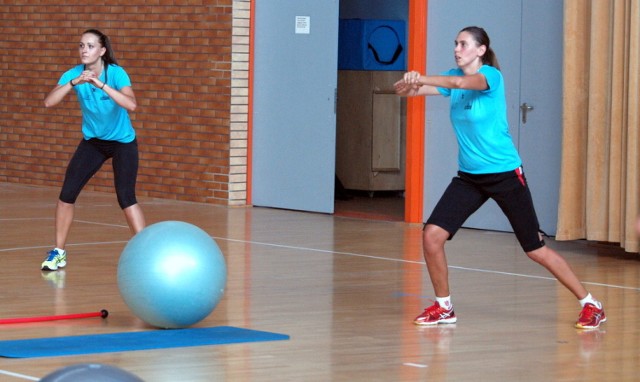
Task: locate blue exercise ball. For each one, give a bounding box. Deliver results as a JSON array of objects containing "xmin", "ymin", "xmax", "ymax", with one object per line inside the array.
[
  {"xmin": 41, "ymin": 363, "xmax": 144, "ymax": 381},
  {"xmin": 118, "ymin": 221, "xmax": 227, "ymax": 329}
]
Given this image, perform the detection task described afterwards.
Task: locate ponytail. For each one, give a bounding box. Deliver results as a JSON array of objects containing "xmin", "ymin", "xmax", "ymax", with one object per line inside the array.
[{"xmin": 483, "ymin": 47, "xmax": 500, "ymax": 70}]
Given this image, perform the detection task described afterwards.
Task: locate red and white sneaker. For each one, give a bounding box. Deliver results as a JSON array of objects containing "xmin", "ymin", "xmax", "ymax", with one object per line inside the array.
[
  {"xmin": 575, "ymin": 303, "xmax": 606, "ymax": 329},
  {"xmin": 414, "ymin": 301, "xmax": 457, "ymax": 326}
]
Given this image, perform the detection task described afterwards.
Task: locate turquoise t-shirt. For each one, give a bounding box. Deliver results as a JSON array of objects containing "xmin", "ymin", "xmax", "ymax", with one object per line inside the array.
[
  {"xmin": 58, "ymin": 64, "xmax": 136, "ymax": 143},
  {"xmin": 437, "ymin": 65, "xmax": 521, "ymax": 174}
]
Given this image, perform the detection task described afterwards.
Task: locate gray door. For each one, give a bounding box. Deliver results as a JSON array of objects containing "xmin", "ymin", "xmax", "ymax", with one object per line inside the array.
[
  {"xmin": 425, "ymin": 0, "xmax": 562, "ymax": 235},
  {"xmin": 517, "ymin": 1, "xmax": 563, "ymax": 235},
  {"xmin": 252, "ymin": 1, "xmax": 339, "ymax": 213}
]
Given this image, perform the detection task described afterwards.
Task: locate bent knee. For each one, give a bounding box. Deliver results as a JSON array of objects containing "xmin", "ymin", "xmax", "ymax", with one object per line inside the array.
[
  {"xmin": 526, "ymin": 245, "xmax": 552, "ymax": 264},
  {"xmin": 423, "ymin": 224, "xmax": 449, "ymax": 248}
]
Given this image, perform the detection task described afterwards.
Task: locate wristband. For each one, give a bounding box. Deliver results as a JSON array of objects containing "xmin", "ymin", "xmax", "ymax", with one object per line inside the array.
[
  {"xmin": 100, "ymin": 82, "xmax": 106, "ymax": 89},
  {"xmin": 69, "ymin": 79, "xmax": 76, "ymax": 87}
]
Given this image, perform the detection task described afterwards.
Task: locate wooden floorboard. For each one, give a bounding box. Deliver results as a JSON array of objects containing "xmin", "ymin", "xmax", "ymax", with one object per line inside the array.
[{"xmin": 0, "ymin": 182, "xmax": 639, "ymax": 381}]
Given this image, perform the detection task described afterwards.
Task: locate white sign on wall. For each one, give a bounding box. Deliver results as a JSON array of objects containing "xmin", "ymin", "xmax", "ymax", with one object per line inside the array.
[{"xmin": 295, "ymin": 16, "xmax": 310, "ymax": 34}]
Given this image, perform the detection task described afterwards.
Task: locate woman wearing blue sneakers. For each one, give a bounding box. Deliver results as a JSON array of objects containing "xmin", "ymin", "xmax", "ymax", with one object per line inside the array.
[
  {"xmin": 41, "ymin": 29, "xmax": 146, "ymax": 271},
  {"xmin": 394, "ymin": 26, "xmax": 605, "ymax": 330}
]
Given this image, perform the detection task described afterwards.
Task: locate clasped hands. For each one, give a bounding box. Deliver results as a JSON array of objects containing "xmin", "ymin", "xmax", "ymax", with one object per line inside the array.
[
  {"xmin": 394, "ymin": 70, "xmax": 423, "ymax": 95},
  {"xmin": 73, "ymin": 70, "xmax": 104, "ymax": 88}
]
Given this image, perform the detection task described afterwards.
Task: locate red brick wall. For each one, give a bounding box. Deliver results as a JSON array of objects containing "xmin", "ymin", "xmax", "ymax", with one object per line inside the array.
[{"xmin": 0, "ymin": 1, "xmax": 234, "ymax": 204}]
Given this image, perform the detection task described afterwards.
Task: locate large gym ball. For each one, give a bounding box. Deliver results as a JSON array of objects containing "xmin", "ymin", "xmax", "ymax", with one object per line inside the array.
[
  {"xmin": 117, "ymin": 221, "xmax": 227, "ymax": 329},
  {"xmin": 40, "ymin": 363, "xmax": 144, "ymax": 382}
]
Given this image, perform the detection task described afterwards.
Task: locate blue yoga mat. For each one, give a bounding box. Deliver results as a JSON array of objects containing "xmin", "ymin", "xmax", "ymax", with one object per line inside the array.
[{"xmin": 0, "ymin": 326, "xmax": 289, "ymax": 358}]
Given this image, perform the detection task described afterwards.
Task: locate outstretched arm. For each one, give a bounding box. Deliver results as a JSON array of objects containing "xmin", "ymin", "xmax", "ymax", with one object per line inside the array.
[
  {"xmin": 394, "ymin": 77, "xmax": 441, "ymax": 97},
  {"xmin": 403, "ymin": 70, "xmax": 488, "ymax": 91}
]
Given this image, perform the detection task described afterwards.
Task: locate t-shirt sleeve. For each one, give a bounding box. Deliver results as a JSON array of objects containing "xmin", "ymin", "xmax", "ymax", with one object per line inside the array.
[
  {"xmin": 58, "ymin": 65, "xmax": 82, "ymax": 86},
  {"xmin": 479, "ymin": 65, "xmax": 501, "ymax": 94},
  {"xmin": 111, "ymin": 66, "xmax": 132, "ymax": 90},
  {"xmin": 436, "ymin": 68, "xmax": 460, "ymax": 97}
]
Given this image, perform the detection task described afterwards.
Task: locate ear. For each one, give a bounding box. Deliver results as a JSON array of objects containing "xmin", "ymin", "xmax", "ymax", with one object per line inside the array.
[
  {"xmin": 478, "ymin": 44, "xmax": 487, "ymax": 57},
  {"xmin": 100, "ymin": 46, "xmax": 107, "ymax": 57}
]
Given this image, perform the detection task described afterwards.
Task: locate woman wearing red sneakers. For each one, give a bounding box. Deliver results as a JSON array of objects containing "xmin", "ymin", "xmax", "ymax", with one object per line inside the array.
[{"xmin": 394, "ymin": 26, "xmax": 605, "ymax": 330}]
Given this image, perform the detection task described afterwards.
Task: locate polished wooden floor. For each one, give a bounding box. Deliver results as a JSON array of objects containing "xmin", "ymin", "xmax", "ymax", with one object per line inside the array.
[{"xmin": 1, "ymin": 182, "xmax": 639, "ymax": 381}]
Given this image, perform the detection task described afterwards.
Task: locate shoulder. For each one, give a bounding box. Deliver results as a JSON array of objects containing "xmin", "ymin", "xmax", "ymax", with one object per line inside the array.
[
  {"xmin": 107, "ymin": 64, "xmax": 128, "ymax": 75},
  {"xmin": 59, "ymin": 65, "xmax": 84, "ymax": 83},
  {"xmin": 108, "ymin": 64, "xmax": 132, "ymax": 85},
  {"xmin": 64, "ymin": 64, "xmax": 84, "ymax": 75},
  {"xmin": 478, "ymin": 65, "xmax": 502, "ymax": 90},
  {"xmin": 478, "ymin": 65, "xmax": 502, "ymax": 79}
]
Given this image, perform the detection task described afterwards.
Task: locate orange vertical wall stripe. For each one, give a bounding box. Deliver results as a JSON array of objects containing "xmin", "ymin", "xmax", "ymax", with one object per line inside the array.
[
  {"xmin": 405, "ymin": 0, "xmax": 427, "ymax": 223},
  {"xmin": 247, "ymin": 0, "xmax": 256, "ymax": 205}
]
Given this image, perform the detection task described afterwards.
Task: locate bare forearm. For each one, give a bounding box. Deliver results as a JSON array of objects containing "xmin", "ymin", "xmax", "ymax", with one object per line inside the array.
[
  {"xmin": 418, "ymin": 75, "xmax": 467, "ymax": 89},
  {"xmin": 102, "ymin": 85, "xmax": 137, "ymax": 112},
  {"xmin": 44, "ymin": 82, "xmax": 74, "ymax": 108},
  {"xmin": 404, "ymin": 71, "xmax": 487, "ymax": 91},
  {"xmin": 394, "ymin": 79, "xmax": 440, "ymax": 97}
]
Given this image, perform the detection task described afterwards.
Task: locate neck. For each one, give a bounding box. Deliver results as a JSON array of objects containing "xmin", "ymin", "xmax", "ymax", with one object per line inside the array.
[
  {"xmin": 86, "ymin": 60, "xmax": 104, "ymax": 73},
  {"xmin": 462, "ymin": 60, "xmax": 483, "ymax": 75}
]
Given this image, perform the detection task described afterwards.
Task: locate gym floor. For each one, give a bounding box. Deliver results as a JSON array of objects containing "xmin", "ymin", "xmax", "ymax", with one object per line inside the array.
[{"xmin": 1, "ymin": 182, "xmax": 638, "ymax": 381}]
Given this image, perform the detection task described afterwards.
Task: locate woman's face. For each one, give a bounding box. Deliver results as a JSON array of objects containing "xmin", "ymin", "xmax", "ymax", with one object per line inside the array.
[
  {"xmin": 78, "ymin": 33, "xmax": 106, "ymax": 66},
  {"xmin": 454, "ymin": 31, "xmax": 485, "ymax": 69}
]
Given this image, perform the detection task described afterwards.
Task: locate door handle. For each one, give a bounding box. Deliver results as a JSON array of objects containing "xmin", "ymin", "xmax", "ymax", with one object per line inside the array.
[{"xmin": 520, "ymin": 103, "xmax": 534, "ymax": 124}]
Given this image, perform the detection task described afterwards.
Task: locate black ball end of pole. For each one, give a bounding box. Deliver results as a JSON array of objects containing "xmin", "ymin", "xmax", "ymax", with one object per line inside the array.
[{"xmin": 101, "ymin": 309, "xmax": 109, "ymax": 318}]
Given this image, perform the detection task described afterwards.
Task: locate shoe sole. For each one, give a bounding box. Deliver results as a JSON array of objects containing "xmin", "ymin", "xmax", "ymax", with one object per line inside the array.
[
  {"xmin": 575, "ymin": 316, "xmax": 607, "ymax": 330},
  {"xmin": 414, "ymin": 317, "xmax": 457, "ymax": 326},
  {"xmin": 41, "ymin": 262, "xmax": 66, "ymax": 271}
]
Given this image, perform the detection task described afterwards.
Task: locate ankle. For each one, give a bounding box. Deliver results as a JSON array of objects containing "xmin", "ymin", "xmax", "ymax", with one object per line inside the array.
[
  {"xmin": 579, "ymin": 293, "xmax": 602, "ymax": 309},
  {"xmin": 436, "ymin": 296, "xmax": 453, "ymax": 310}
]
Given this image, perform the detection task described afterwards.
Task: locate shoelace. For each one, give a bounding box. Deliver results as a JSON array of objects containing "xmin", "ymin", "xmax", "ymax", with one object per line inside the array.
[
  {"xmin": 45, "ymin": 250, "xmax": 59, "ymax": 261},
  {"xmin": 579, "ymin": 305, "xmax": 598, "ymax": 321},
  {"xmin": 424, "ymin": 303, "xmax": 448, "ymax": 317}
]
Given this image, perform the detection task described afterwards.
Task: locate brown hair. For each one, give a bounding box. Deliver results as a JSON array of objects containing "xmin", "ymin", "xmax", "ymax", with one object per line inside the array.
[
  {"xmin": 460, "ymin": 26, "xmax": 500, "ymax": 70},
  {"xmin": 83, "ymin": 29, "xmax": 119, "ymax": 66}
]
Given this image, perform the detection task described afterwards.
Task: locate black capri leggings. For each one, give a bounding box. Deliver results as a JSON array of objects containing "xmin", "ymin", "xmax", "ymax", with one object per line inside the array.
[{"xmin": 59, "ymin": 138, "xmax": 140, "ymax": 209}]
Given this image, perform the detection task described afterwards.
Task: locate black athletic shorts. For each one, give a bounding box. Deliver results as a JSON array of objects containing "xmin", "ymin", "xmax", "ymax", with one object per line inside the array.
[
  {"xmin": 59, "ymin": 138, "xmax": 140, "ymax": 209},
  {"xmin": 425, "ymin": 166, "xmax": 545, "ymax": 252}
]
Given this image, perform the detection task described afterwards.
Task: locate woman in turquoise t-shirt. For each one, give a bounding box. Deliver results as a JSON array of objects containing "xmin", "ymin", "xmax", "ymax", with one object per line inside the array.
[
  {"xmin": 394, "ymin": 26, "xmax": 605, "ymax": 330},
  {"xmin": 41, "ymin": 29, "xmax": 146, "ymax": 272}
]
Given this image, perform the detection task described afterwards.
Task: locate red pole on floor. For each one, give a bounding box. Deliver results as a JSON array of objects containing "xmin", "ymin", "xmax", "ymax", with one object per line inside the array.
[{"xmin": 0, "ymin": 309, "xmax": 108, "ymax": 324}]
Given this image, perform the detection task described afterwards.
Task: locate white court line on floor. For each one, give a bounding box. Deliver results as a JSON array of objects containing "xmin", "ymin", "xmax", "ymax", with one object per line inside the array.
[
  {"xmin": 0, "ymin": 241, "xmax": 128, "ymax": 253},
  {"xmin": 216, "ymin": 237, "xmax": 640, "ymax": 292},
  {"xmin": 0, "ymin": 217, "xmax": 128, "ymax": 229},
  {"xmin": 1, "ymin": 215, "xmax": 636, "ymax": 291},
  {"xmin": 403, "ymin": 362, "xmax": 429, "ymax": 368},
  {"xmin": 0, "ymin": 218, "xmax": 52, "ymax": 221},
  {"xmin": 74, "ymin": 219, "xmax": 129, "ymax": 229},
  {"xmin": 0, "ymin": 369, "xmax": 39, "ymax": 381}
]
